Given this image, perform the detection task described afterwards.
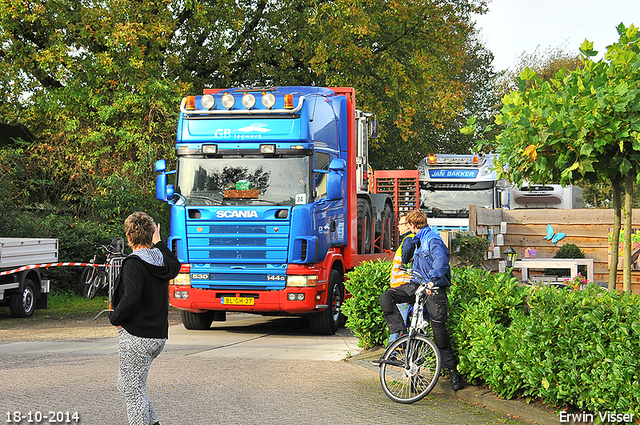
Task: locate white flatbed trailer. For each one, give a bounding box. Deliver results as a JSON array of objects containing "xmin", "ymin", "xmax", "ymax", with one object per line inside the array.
[{"xmin": 0, "ymin": 238, "xmax": 58, "ymax": 318}]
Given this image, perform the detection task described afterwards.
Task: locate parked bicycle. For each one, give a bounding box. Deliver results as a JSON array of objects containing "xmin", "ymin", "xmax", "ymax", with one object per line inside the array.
[
  {"xmin": 80, "ymin": 238, "xmax": 126, "ymax": 299},
  {"xmin": 377, "ymin": 268, "xmax": 442, "ymax": 404}
]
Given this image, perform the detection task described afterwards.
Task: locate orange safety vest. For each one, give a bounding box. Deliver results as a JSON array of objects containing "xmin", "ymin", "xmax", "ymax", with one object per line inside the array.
[{"xmin": 389, "ymin": 233, "xmax": 415, "ymax": 287}]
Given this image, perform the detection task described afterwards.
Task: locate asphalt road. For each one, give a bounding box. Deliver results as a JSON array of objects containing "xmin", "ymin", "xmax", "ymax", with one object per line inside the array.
[{"xmin": 0, "ymin": 314, "xmax": 532, "ymax": 425}]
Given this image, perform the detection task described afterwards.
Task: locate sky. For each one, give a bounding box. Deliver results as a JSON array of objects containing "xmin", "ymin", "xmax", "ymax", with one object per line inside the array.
[{"xmin": 474, "ymin": 0, "xmax": 640, "ymax": 71}]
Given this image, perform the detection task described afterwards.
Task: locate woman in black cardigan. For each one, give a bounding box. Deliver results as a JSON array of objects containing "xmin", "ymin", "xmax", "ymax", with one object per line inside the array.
[{"xmin": 110, "ymin": 212, "xmax": 180, "ymax": 425}]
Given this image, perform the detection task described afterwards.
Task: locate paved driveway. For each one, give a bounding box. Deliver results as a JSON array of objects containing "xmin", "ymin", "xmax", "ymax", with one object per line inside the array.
[{"xmin": 0, "ymin": 314, "xmax": 531, "ymax": 425}]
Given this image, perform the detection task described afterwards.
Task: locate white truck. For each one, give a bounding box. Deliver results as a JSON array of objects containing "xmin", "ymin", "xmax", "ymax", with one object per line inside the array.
[
  {"xmin": 0, "ymin": 238, "xmax": 57, "ymax": 318},
  {"xmin": 416, "ymin": 153, "xmax": 583, "ymax": 234},
  {"xmin": 509, "ymin": 184, "xmax": 583, "ymax": 209}
]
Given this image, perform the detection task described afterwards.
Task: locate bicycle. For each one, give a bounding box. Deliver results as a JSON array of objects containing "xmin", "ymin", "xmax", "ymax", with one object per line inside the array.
[
  {"xmin": 378, "ymin": 269, "xmax": 442, "ymax": 404},
  {"xmin": 80, "ymin": 238, "xmax": 126, "ymax": 299}
]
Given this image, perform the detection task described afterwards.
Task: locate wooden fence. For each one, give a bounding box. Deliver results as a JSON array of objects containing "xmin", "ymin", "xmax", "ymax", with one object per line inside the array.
[{"xmin": 467, "ymin": 206, "xmax": 640, "ymax": 293}]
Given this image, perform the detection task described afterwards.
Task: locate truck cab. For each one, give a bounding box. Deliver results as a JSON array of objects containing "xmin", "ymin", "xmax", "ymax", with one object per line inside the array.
[{"xmin": 155, "ymin": 87, "xmax": 393, "ymax": 334}]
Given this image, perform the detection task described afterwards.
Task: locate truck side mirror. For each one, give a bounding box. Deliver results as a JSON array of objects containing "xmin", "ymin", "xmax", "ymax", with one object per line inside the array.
[
  {"xmin": 156, "ymin": 173, "xmax": 168, "ymax": 201},
  {"xmin": 155, "ymin": 159, "xmax": 176, "ymax": 202},
  {"xmin": 500, "ymin": 191, "xmax": 509, "ymax": 209},
  {"xmin": 326, "ymin": 159, "xmax": 346, "ymax": 201},
  {"xmin": 328, "ymin": 158, "xmax": 346, "ymax": 171},
  {"xmin": 155, "ymin": 159, "xmax": 167, "ymax": 172}
]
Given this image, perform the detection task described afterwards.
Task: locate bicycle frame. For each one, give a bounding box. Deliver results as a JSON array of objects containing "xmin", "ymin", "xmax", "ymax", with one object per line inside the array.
[
  {"xmin": 80, "ymin": 238, "xmax": 126, "ymax": 319},
  {"xmin": 378, "ymin": 268, "xmax": 442, "ymax": 403}
]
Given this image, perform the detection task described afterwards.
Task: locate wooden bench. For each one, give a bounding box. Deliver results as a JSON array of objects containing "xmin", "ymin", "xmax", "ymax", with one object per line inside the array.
[{"xmin": 512, "ymin": 258, "xmax": 594, "ymax": 283}]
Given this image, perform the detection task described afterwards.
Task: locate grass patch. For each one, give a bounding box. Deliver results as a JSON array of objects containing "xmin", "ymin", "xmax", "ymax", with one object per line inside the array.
[{"xmin": 0, "ymin": 292, "xmax": 110, "ymax": 328}]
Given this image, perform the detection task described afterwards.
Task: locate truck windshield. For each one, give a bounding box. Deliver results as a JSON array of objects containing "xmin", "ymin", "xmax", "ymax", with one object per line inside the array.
[
  {"xmin": 420, "ymin": 183, "xmax": 494, "ymax": 218},
  {"xmin": 176, "ymin": 156, "xmax": 311, "ymax": 206}
]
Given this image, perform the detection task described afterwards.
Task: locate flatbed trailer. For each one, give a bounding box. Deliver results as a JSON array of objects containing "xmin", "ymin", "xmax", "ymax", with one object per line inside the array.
[{"xmin": 0, "ymin": 238, "xmax": 57, "ymax": 317}]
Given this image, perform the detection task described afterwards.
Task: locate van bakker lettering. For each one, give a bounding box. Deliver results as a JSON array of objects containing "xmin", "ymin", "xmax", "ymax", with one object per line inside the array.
[
  {"xmin": 216, "ymin": 210, "xmax": 259, "ymax": 218},
  {"xmin": 428, "ymin": 169, "xmax": 478, "ymax": 179}
]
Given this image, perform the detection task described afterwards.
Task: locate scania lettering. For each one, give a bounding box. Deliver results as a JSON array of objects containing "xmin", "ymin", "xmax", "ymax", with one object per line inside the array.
[
  {"xmin": 216, "ymin": 210, "xmax": 259, "ymax": 219},
  {"xmin": 155, "ymin": 87, "xmax": 394, "ymax": 334}
]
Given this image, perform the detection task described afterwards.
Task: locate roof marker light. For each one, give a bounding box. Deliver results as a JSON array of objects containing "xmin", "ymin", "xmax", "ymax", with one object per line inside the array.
[
  {"xmin": 185, "ymin": 96, "xmax": 196, "ymax": 110},
  {"xmin": 428, "ymin": 154, "xmax": 436, "ymax": 164},
  {"xmin": 284, "ymin": 94, "xmax": 294, "ymax": 109}
]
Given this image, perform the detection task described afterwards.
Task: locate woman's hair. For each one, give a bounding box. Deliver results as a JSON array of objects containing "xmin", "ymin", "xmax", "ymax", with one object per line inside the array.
[
  {"xmin": 125, "ymin": 212, "xmax": 156, "ymax": 248},
  {"xmin": 406, "ymin": 209, "xmax": 428, "ymax": 230}
]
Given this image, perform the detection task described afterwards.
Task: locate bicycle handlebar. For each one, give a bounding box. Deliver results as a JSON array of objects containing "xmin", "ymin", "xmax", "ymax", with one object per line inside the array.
[{"xmin": 93, "ymin": 243, "xmax": 125, "ymax": 256}]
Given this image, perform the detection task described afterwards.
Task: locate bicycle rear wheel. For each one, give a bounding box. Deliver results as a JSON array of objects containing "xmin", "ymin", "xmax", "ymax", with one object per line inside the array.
[
  {"xmin": 379, "ymin": 334, "xmax": 441, "ymax": 404},
  {"xmin": 80, "ymin": 267, "xmax": 97, "ymax": 299},
  {"xmin": 87, "ymin": 270, "xmax": 107, "ymax": 299}
]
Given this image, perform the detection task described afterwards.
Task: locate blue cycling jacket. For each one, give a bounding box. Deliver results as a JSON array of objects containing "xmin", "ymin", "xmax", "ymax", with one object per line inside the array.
[{"xmin": 410, "ymin": 226, "xmax": 451, "ymax": 287}]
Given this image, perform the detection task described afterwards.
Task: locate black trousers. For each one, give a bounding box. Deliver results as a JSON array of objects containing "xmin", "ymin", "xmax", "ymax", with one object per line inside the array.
[{"xmin": 379, "ymin": 283, "xmax": 458, "ymax": 370}]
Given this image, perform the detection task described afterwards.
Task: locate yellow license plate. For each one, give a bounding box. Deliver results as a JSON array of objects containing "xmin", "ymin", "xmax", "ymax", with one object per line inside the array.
[{"xmin": 222, "ymin": 297, "xmax": 254, "ymax": 306}]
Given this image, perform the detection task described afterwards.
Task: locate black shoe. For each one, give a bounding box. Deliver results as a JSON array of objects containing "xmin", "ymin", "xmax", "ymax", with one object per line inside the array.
[{"xmin": 450, "ymin": 369, "xmax": 463, "ymax": 391}]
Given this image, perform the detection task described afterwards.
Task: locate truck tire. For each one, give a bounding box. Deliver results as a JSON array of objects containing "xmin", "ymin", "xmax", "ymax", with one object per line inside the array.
[
  {"xmin": 309, "ymin": 270, "xmax": 344, "ymax": 335},
  {"xmin": 181, "ymin": 310, "xmax": 214, "ymax": 330},
  {"xmin": 378, "ymin": 202, "xmax": 394, "ymax": 252},
  {"xmin": 357, "ymin": 198, "xmax": 373, "ymax": 254},
  {"xmin": 9, "ymin": 279, "xmax": 37, "ymax": 318}
]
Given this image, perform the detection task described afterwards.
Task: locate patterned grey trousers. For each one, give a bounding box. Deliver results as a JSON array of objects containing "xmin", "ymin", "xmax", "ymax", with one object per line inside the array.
[{"xmin": 117, "ymin": 328, "xmax": 166, "ymax": 425}]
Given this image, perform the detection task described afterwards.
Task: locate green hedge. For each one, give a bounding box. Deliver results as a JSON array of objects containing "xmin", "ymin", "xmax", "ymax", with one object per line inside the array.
[
  {"xmin": 343, "ymin": 259, "xmax": 392, "ymax": 349},
  {"xmin": 344, "ymin": 260, "xmax": 640, "ymax": 419}
]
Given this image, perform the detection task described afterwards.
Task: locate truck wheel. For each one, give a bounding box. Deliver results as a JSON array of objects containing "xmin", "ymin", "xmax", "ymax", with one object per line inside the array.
[
  {"xmin": 9, "ymin": 279, "xmax": 37, "ymax": 318},
  {"xmin": 181, "ymin": 310, "xmax": 214, "ymax": 330},
  {"xmin": 357, "ymin": 198, "xmax": 373, "ymax": 254},
  {"xmin": 309, "ymin": 270, "xmax": 343, "ymax": 335},
  {"xmin": 378, "ymin": 203, "xmax": 394, "ymax": 252}
]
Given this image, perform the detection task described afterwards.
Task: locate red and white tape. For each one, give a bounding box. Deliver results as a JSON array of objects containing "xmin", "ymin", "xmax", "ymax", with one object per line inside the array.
[{"xmin": 0, "ymin": 262, "xmax": 104, "ymax": 277}]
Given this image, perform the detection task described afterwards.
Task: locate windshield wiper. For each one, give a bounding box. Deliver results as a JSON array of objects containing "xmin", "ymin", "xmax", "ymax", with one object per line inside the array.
[
  {"xmin": 185, "ymin": 195, "xmax": 224, "ymax": 205},
  {"xmin": 248, "ymin": 199, "xmax": 283, "ymax": 206}
]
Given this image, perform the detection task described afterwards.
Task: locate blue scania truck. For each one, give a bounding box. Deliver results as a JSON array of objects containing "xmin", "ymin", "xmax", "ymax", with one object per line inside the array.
[{"xmin": 155, "ymin": 86, "xmax": 394, "ymax": 334}]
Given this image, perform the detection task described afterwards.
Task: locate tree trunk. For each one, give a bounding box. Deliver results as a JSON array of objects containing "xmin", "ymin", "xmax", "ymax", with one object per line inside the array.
[
  {"xmin": 609, "ymin": 178, "xmax": 621, "ymax": 291},
  {"xmin": 623, "ymin": 174, "xmax": 633, "ymax": 292}
]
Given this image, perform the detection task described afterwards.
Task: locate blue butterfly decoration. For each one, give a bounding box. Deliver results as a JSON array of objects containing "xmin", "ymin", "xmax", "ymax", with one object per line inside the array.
[{"xmin": 543, "ymin": 224, "xmax": 566, "ymax": 245}]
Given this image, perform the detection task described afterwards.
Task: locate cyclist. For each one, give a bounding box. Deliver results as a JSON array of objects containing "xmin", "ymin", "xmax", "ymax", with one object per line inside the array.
[
  {"xmin": 381, "ymin": 213, "xmax": 415, "ymax": 345},
  {"xmin": 379, "ymin": 209, "xmax": 463, "ymax": 391}
]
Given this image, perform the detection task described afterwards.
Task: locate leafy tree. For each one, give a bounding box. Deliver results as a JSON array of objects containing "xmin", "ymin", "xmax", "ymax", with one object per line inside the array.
[
  {"xmin": 308, "ymin": 0, "xmax": 493, "ymax": 169},
  {"xmin": 0, "ymin": 0, "xmax": 493, "ymax": 217},
  {"xmin": 0, "ymin": 0, "xmax": 183, "ymax": 218},
  {"xmin": 473, "ymin": 24, "xmax": 640, "ymax": 291},
  {"xmin": 495, "ymin": 44, "xmax": 584, "ymax": 98}
]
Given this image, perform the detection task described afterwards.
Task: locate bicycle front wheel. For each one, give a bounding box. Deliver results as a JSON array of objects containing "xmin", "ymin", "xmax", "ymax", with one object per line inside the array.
[
  {"xmin": 379, "ymin": 334, "xmax": 441, "ymax": 404},
  {"xmin": 87, "ymin": 270, "xmax": 107, "ymax": 299}
]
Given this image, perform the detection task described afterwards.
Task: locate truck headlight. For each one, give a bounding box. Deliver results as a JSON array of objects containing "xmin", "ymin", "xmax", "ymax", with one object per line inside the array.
[
  {"xmin": 286, "ymin": 275, "xmax": 318, "ymax": 287},
  {"xmin": 201, "ymin": 95, "xmax": 215, "ymax": 110},
  {"xmin": 221, "ymin": 93, "xmax": 235, "ymax": 109},
  {"xmin": 174, "ymin": 291, "xmax": 189, "ymax": 299},
  {"xmin": 262, "ymin": 92, "xmax": 276, "ymax": 109},
  {"xmin": 171, "ymin": 273, "xmax": 191, "ymax": 286},
  {"xmin": 242, "ymin": 93, "xmax": 256, "ymax": 109}
]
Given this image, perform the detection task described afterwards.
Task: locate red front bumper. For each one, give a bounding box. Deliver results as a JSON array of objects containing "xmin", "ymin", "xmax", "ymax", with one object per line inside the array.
[{"xmin": 169, "ymin": 285, "xmax": 327, "ymax": 315}]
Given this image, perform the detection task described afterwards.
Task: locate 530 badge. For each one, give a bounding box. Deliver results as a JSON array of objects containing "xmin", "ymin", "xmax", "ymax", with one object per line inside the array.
[{"xmin": 266, "ymin": 275, "xmax": 285, "ymax": 281}]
